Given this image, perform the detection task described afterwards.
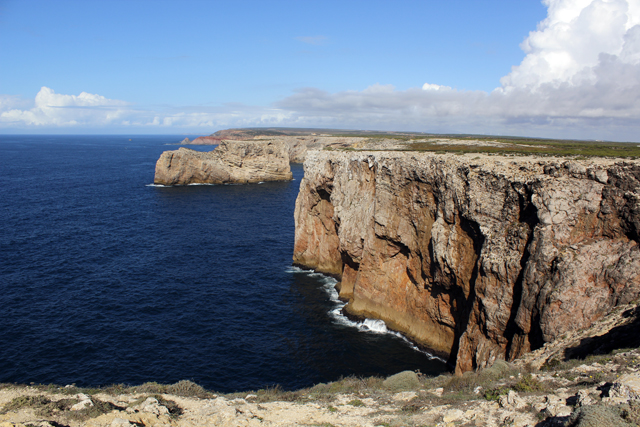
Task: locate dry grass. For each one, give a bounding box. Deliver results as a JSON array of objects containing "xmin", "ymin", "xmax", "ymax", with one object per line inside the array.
[
  {"xmin": 327, "ymin": 133, "xmax": 640, "ymax": 158},
  {"xmin": 0, "ymin": 394, "xmax": 123, "ymax": 422}
]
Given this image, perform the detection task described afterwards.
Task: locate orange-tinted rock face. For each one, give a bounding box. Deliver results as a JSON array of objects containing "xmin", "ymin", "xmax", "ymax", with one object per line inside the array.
[
  {"xmin": 293, "ymin": 151, "xmax": 640, "ymax": 372},
  {"xmin": 189, "ymin": 136, "xmax": 222, "ymax": 145}
]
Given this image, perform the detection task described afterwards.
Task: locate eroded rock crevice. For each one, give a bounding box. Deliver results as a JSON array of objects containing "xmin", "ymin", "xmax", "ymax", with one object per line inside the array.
[
  {"xmin": 293, "ymin": 151, "xmax": 640, "ymax": 372},
  {"xmin": 504, "ymin": 186, "xmax": 539, "ymax": 361}
]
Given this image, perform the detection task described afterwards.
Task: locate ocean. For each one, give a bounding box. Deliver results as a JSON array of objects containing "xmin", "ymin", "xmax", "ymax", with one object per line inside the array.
[{"xmin": 0, "ymin": 135, "xmax": 446, "ymax": 392}]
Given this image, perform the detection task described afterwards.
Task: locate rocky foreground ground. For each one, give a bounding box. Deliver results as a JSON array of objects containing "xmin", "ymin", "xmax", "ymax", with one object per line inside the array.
[{"xmin": 1, "ymin": 304, "xmax": 640, "ymax": 427}]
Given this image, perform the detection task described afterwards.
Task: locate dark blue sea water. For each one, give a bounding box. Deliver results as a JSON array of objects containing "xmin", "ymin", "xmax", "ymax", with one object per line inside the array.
[{"xmin": 0, "ymin": 135, "xmax": 446, "ymax": 392}]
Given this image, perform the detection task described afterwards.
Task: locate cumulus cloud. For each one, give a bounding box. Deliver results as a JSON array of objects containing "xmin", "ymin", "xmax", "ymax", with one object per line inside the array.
[
  {"xmin": 0, "ymin": 87, "xmax": 129, "ymax": 126},
  {"xmin": 501, "ymin": 0, "xmax": 640, "ymax": 90},
  {"xmin": 422, "ymin": 83, "xmax": 452, "ymax": 91},
  {"xmin": 494, "ymin": 0, "xmax": 640, "ymax": 127},
  {"xmin": 0, "ymin": 87, "xmax": 290, "ymax": 131},
  {"xmin": 275, "ymin": 0, "xmax": 640, "ymax": 140},
  {"xmin": 3, "ymin": 0, "xmax": 640, "ymax": 140}
]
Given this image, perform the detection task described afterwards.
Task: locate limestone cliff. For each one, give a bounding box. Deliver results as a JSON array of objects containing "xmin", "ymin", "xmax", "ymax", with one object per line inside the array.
[
  {"xmin": 154, "ymin": 140, "xmax": 292, "ymax": 186},
  {"xmin": 189, "ymin": 136, "xmax": 220, "ymax": 145},
  {"xmin": 293, "ymin": 151, "xmax": 640, "ymax": 372},
  {"xmin": 177, "ymin": 133, "xmax": 369, "ymax": 163}
]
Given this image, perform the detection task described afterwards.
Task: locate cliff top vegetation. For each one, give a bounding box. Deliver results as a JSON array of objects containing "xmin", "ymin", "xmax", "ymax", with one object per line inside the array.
[{"xmin": 207, "ymin": 128, "xmax": 640, "ymax": 158}]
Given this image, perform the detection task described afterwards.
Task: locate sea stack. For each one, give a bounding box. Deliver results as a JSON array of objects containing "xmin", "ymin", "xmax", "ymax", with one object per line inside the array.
[{"xmin": 154, "ymin": 140, "xmax": 293, "ymax": 186}]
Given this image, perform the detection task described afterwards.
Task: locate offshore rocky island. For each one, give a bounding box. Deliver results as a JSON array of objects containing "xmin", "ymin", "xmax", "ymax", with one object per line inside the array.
[{"xmin": 3, "ymin": 129, "xmax": 640, "ymax": 426}]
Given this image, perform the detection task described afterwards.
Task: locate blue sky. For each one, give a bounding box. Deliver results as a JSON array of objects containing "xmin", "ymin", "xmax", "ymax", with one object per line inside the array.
[{"xmin": 1, "ymin": 0, "xmax": 640, "ymax": 141}]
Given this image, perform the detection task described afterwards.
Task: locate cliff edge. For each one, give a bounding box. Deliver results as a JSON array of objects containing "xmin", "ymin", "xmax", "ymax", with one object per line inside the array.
[
  {"xmin": 154, "ymin": 140, "xmax": 292, "ymax": 186},
  {"xmin": 293, "ymin": 151, "xmax": 640, "ymax": 373}
]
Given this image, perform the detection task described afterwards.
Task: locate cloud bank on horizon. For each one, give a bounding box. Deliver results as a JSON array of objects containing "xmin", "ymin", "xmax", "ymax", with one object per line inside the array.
[{"xmin": 2, "ymin": 0, "xmax": 640, "ymax": 141}]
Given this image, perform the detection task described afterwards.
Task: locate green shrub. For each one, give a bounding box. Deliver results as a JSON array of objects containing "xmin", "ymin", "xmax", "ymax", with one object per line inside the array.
[
  {"xmin": 166, "ymin": 380, "xmax": 208, "ymax": 398},
  {"xmin": 154, "ymin": 395, "xmax": 183, "ymax": 417},
  {"xmin": 443, "ymin": 373, "xmax": 478, "ymax": 394},
  {"xmin": 481, "ymin": 360, "xmax": 513, "ymax": 379},
  {"xmin": 133, "ymin": 381, "xmax": 167, "ymax": 394},
  {"xmin": 37, "ymin": 398, "xmax": 78, "ymax": 416},
  {"xmin": 1, "ymin": 395, "xmax": 51, "ymax": 413},
  {"xmin": 541, "ymin": 358, "xmax": 562, "ymax": 371},
  {"xmin": 565, "ymin": 404, "xmax": 630, "ymax": 427},
  {"xmin": 2, "ymin": 394, "xmax": 123, "ymax": 421},
  {"xmin": 512, "ymin": 374, "xmax": 546, "ymax": 392},
  {"xmin": 66, "ymin": 399, "xmax": 123, "ymax": 421},
  {"xmin": 400, "ymin": 403, "xmax": 422, "ymax": 413},
  {"xmin": 382, "ymin": 371, "xmax": 420, "ymax": 392},
  {"xmin": 101, "ymin": 383, "xmax": 129, "ymax": 395},
  {"xmin": 484, "ymin": 387, "xmax": 509, "ymax": 401},
  {"xmin": 579, "ymin": 371, "xmax": 607, "ymax": 385}
]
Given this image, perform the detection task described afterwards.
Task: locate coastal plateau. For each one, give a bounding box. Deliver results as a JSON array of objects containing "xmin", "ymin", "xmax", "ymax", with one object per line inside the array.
[
  {"xmin": 292, "ymin": 150, "xmax": 640, "ymax": 373},
  {"xmin": 179, "ymin": 128, "xmax": 405, "ymax": 163},
  {"xmin": 154, "ymin": 140, "xmax": 292, "ymax": 186}
]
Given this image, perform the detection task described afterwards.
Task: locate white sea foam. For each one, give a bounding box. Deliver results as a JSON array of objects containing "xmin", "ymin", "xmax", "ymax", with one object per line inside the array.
[
  {"xmin": 361, "ymin": 318, "xmax": 389, "ymax": 333},
  {"xmin": 286, "ymin": 266, "xmax": 443, "ymax": 361},
  {"xmin": 146, "ymin": 183, "xmax": 217, "ymax": 187}
]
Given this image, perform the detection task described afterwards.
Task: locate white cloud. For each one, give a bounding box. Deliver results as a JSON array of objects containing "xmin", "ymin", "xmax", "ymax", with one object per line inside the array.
[
  {"xmin": 274, "ymin": 0, "xmax": 640, "ymax": 141},
  {"xmin": 0, "ymin": 87, "xmax": 289, "ymax": 131},
  {"xmin": 0, "ymin": 87, "xmax": 129, "ymax": 126},
  {"xmin": 422, "ymin": 83, "xmax": 452, "ymax": 91},
  {"xmin": 501, "ymin": 0, "xmax": 640, "ymax": 90},
  {"xmin": 0, "ymin": 94, "xmax": 31, "ymax": 111},
  {"xmin": 2, "ymin": 1, "xmax": 640, "ymax": 141}
]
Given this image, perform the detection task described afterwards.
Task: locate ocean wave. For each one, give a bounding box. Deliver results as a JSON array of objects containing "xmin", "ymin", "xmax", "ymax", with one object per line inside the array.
[
  {"xmin": 145, "ymin": 182, "xmax": 219, "ymax": 187},
  {"xmin": 285, "ymin": 266, "xmax": 443, "ymax": 361}
]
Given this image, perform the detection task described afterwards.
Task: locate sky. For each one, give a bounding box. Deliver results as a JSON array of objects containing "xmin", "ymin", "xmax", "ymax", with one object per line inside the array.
[{"xmin": 1, "ymin": 0, "xmax": 640, "ymax": 142}]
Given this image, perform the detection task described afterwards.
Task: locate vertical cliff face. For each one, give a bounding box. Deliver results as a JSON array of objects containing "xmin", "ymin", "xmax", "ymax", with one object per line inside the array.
[
  {"xmin": 293, "ymin": 151, "xmax": 640, "ymax": 372},
  {"xmin": 154, "ymin": 140, "xmax": 292, "ymax": 186}
]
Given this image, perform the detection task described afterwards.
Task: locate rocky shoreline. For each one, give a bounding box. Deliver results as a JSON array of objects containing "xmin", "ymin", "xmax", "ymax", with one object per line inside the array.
[{"xmin": 1, "ymin": 304, "xmax": 639, "ymax": 426}]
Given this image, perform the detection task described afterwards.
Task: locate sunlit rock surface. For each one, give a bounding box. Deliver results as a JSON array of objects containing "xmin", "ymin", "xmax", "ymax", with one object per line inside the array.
[
  {"xmin": 154, "ymin": 140, "xmax": 292, "ymax": 186},
  {"xmin": 293, "ymin": 150, "xmax": 640, "ymax": 372}
]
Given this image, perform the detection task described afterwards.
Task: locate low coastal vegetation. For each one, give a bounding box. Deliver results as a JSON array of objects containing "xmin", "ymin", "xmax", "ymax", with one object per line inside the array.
[
  {"xmin": 210, "ymin": 127, "xmax": 640, "ymax": 158},
  {"xmin": 407, "ymin": 136, "xmax": 640, "ymax": 158},
  {"xmin": 338, "ymin": 135, "xmax": 640, "ymax": 158},
  {"xmin": 2, "ymin": 347, "xmax": 640, "ymax": 426}
]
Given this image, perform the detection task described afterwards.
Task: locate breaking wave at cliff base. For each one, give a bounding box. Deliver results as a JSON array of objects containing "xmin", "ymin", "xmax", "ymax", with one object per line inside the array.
[{"xmin": 286, "ymin": 266, "xmax": 443, "ymax": 361}]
